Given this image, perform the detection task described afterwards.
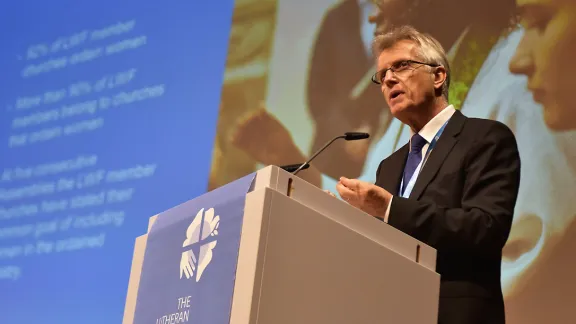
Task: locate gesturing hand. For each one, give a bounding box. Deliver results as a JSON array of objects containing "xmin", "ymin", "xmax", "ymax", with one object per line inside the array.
[{"xmin": 336, "ymin": 177, "xmax": 392, "ymax": 219}]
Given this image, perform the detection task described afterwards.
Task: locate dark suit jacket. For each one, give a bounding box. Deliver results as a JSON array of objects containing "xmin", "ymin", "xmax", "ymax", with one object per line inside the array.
[{"xmin": 375, "ymin": 110, "xmax": 521, "ymax": 324}]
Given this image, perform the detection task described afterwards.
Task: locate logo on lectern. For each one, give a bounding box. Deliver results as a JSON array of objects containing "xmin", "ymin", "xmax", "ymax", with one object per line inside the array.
[{"xmin": 179, "ymin": 207, "xmax": 220, "ymax": 282}]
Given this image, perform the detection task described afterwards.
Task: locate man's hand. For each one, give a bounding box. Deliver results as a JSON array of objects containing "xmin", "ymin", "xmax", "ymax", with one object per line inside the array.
[{"xmin": 336, "ymin": 177, "xmax": 392, "ymax": 219}]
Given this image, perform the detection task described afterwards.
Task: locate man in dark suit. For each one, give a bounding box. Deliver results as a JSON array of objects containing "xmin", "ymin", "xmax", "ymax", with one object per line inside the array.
[{"xmin": 335, "ymin": 25, "xmax": 521, "ymax": 324}]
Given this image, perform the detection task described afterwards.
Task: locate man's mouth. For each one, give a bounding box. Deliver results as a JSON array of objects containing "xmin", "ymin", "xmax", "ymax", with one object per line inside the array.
[{"xmin": 389, "ymin": 90, "xmax": 404, "ymax": 101}]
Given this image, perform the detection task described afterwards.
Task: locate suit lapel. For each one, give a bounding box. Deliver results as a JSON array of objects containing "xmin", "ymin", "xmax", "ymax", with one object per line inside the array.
[
  {"xmin": 409, "ymin": 111, "xmax": 466, "ymax": 199},
  {"xmin": 377, "ymin": 144, "xmax": 408, "ymax": 195}
]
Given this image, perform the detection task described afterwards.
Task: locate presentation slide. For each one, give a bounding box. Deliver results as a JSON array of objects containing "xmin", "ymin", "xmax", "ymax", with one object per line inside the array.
[{"xmin": 0, "ymin": 0, "xmax": 234, "ymax": 322}]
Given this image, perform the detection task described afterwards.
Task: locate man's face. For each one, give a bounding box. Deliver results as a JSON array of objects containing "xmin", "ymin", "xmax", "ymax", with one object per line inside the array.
[
  {"xmin": 509, "ymin": 0, "xmax": 576, "ymax": 131},
  {"xmin": 376, "ymin": 40, "xmax": 439, "ymax": 122}
]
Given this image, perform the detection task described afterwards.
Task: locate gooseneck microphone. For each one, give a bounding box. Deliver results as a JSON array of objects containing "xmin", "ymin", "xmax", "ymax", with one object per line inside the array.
[{"xmin": 292, "ymin": 132, "xmax": 370, "ymax": 176}]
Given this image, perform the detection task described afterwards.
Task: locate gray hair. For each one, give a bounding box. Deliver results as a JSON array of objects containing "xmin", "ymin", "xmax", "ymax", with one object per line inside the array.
[{"xmin": 372, "ymin": 25, "xmax": 451, "ymax": 100}]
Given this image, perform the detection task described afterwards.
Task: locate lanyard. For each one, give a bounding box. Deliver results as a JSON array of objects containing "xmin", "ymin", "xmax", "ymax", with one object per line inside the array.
[{"xmin": 400, "ymin": 120, "xmax": 449, "ymax": 197}]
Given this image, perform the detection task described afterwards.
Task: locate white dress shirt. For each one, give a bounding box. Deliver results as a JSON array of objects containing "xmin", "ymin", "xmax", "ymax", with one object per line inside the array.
[{"xmin": 383, "ymin": 104, "xmax": 456, "ymax": 222}]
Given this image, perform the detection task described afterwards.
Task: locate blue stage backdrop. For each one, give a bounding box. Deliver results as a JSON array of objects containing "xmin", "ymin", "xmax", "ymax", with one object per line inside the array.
[{"xmin": 0, "ymin": 0, "xmax": 235, "ymax": 322}]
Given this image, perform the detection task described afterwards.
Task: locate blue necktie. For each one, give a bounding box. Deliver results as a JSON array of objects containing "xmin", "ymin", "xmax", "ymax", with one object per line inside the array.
[{"xmin": 402, "ymin": 133, "xmax": 427, "ymax": 195}]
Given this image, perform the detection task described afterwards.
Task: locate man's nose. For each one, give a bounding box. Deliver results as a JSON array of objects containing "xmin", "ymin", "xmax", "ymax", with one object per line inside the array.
[{"xmin": 383, "ymin": 71, "xmax": 399, "ymax": 87}]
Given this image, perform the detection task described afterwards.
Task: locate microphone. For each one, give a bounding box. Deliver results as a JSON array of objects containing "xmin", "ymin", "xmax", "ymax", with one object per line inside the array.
[
  {"xmin": 292, "ymin": 132, "xmax": 370, "ymax": 176},
  {"xmin": 344, "ymin": 132, "xmax": 370, "ymax": 140}
]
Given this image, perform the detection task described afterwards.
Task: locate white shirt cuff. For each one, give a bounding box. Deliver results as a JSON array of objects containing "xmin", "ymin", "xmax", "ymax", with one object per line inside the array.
[{"xmin": 383, "ymin": 196, "xmax": 392, "ymax": 223}]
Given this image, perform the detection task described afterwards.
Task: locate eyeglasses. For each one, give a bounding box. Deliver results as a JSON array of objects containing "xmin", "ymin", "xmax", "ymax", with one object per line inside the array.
[{"xmin": 371, "ymin": 60, "xmax": 440, "ymax": 84}]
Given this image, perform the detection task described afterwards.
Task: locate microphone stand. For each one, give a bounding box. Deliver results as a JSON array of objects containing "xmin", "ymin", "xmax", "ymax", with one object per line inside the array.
[
  {"xmin": 293, "ymin": 135, "xmax": 346, "ymax": 176},
  {"xmin": 291, "ymin": 132, "xmax": 369, "ymax": 176}
]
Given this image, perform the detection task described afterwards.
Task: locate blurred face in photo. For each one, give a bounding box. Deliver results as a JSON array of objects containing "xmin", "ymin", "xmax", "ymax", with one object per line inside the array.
[{"xmin": 509, "ymin": 0, "xmax": 576, "ymax": 131}]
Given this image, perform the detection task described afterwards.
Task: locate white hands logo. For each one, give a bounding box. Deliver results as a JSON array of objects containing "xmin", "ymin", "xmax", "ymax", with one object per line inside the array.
[{"xmin": 179, "ymin": 207, "xmax": 220, "ymax": 282}]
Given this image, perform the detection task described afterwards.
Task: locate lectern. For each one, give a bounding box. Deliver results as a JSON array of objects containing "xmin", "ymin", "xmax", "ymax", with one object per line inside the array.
[{"xmin": 123, "ymin": 165, "xmax": 440, "ymax": 324}]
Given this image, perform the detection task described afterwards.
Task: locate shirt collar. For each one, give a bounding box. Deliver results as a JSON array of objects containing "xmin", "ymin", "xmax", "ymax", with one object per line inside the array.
[{"xmin": 410, "ymin": 104, "xmax": 456, "ymax": 145}]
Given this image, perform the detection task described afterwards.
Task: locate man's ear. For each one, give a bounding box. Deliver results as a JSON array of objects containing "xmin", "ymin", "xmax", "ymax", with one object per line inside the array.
[{"xmin": 433, "ymin": 65, "xmax": 447, "ymax": 91}]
